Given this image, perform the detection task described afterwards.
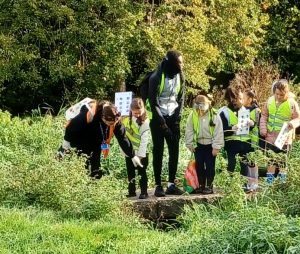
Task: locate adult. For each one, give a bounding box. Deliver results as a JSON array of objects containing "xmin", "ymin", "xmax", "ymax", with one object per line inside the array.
[
  {"xmin": 58, "ymin": 100, "xmax": 142, "ymax": 179},
  {"xmin": 148, "ymin": 50, "xmax": 185, "ymax": 197}
]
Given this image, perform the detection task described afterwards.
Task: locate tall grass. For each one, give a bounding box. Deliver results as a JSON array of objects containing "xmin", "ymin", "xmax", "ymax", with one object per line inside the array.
[{"xmin": 2, "ymin": 110, "xmax": 300, "ymax": 253}]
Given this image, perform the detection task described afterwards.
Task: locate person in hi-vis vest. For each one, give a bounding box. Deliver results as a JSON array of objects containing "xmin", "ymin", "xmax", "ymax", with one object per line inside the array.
[
  {"xmin": 219, "ymin": 86, "xmax": 256, "ymax": 185},
  {"xmin": 122, "ymin": 98, "xmax": 150, "ymax": 199},
  {"xmin": 185, "ymin": 95, "xmax": 224, "ymax": 194},
  {"xmin": 148, "ymin": 50, "xmax": 185, "ymax": 197},
  {"xmin": 58, "ymin": 100, "xmax": 142, "ymax": 179},
  {"xmin": 243, "ymin": 89, "xmax": 260, "ymax": 191},
  {"xmin": 260, "ymin": 79, "xmax": 300, "ymax": 184}
]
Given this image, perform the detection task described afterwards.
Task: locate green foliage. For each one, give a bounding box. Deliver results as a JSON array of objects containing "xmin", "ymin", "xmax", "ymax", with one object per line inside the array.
[
  {"xmin": 2, "ymin": 111, "xmax": 300, "ymax": 252},
  {"xmin": 204, "ymin": 0, "xmax": 269, "ymax": 73},
  {"xmin": 0, "ymin": 110, "xmax": 127, "ymax": 219},
  {"xmin": 0, "ymin": 0, "xmax": 144, "ymax": 113},
  {"xmin": 0, "ymin": 0, "xmax": 273, "ymax": 113},
  {"xmin": 263, "ymin": 0, "xmax": 300, "ymax": 82}
]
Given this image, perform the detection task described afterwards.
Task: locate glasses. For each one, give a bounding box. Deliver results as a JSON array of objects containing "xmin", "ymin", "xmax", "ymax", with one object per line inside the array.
[{"xmin": 194, "ymin": 102, "xmax": 208, "ymax": 110}]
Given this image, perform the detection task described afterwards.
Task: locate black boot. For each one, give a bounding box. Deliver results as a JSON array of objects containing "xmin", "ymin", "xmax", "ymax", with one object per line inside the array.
[
  {"xmin": 139, "ymin": 178, "xmax": 148, "ymax": 199},
  {"xmin": 203, "ymin": 185, "xmax": 213, "ymax": 195},
  {"xmin": 90, "ymin": 169, "xmax": 102, "ymax": 179},
  {"xmin": 154, "ymin": 185, "xmax": 165, "ymax": 197},
  {"xmin": 127, "ymin": 180, "xmax": 136, "ymax": 197}
]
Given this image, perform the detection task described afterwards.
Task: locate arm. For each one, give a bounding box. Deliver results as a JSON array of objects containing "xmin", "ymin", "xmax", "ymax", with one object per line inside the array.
[
  {"xmin": 114, "ymin": 122, "xmax": 135, "ymax": 158},
  {"xmin": 289, "ymin": 100, "xmax": 300, "ymax": 129},
  {"xmin": 148, "ymin": 71, "xmax": 166, "ymax": 126},
  {"xmin": 219, "ymin": 111, "xmax": 235, "ymax": 137},
  {"xmin": 136, "ymin": 120, "xmax": 150, "ymax": 158},
  {"xmin": 185, "ymin": 112, "xmax": 194, "ymax": 151},
  {"xmin": 212, "ymin": 115, "xmax": 224, "ymax": 150},
  {"xmin": 259, "ymin": 102, "xmax": 268, "ymax": 137},
  {"xmin": 173, "ymin": 74, "xmax": 185, "ymax": 121}
]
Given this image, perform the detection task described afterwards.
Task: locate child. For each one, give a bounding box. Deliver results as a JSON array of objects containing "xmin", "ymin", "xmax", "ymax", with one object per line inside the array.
[
  {"xmin": 260, "ymin": 79, "xmax": 300, "ymax": 183},
  {"xmin": 122, "ymin": 98, "xmax": 150, "ymax": 199},
  {"xmin": 185, "ymin": 95, "xmax": 224, "ymax": 194},
  {"xmin": 219, "ymin": 87, "xmax": 255, "ymax": 182},
  {"xmin": 243, "ymin": 89, "xmax": 260, "ymax": 191}
]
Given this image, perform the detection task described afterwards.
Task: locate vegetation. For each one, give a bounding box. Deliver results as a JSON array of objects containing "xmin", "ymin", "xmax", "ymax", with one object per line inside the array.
[
  {"xmin": 1, "ymin": 0, "xmax": 300, "ymax": 253},
  {"xmin": 1, "ymin": 110, "xmax": 300, "ymax": 253},
  {"xmin": 1, "ymin": 0, "xmax": 299, "ymax": 114}
]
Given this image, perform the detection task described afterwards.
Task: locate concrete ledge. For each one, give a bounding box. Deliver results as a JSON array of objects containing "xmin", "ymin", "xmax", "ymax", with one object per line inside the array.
[{"xmin": 128, "ymin": 189, "xmax": 223, "ymax": 219}]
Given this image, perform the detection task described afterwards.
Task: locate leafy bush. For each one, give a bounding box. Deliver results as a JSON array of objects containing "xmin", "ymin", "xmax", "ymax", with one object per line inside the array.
[{"xmin": 0, "ymin": 110, "xmax": 127, "ymax": 219}]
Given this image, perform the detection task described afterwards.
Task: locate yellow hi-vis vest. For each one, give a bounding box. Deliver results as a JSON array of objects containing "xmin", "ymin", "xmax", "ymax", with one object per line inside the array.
[
  {"xmin": 250, "ymin": 108, "xmax": 259, "ymax": 148},
  {"xmin": 192, "ymin": 109, "xmax": 215, "ymax": 145},
  {"xmin": 122, "ymin": 117, "xmax": 141, "ymax": 150},
  {"xmin": 267, "ymin": 97, "xmax": 292, "ymax": 132},
  {"xmin": 224, "ymin": 108, "xmax": 250, "ymax": 142},
  {"xmin": 146, "ymin": 72, "xmax": 181, "ymax": 119}
]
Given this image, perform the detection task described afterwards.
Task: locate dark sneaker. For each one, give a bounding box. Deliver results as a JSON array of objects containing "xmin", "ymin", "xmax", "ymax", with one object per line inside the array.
[
  {"xmin": 126, "ymin": 192, "xmax": 136, "ymax": 198},
  {"xmin": 194, "ymin": 186, "xmax": 204, "ymax": 194},
  {"xmin": 139, "ymin": 193, "xmax": 149, "ymax": 199},
  {"xmin": 165, "ymin": 184, "xmax": 184, "ymax": 195},
  {"xmin": 154, "ymin": 185, "xmax": 165, "ymax": 197},
  {"xmin": 202, "ymin": 187, "xmax": 213, "ymax": 195}
]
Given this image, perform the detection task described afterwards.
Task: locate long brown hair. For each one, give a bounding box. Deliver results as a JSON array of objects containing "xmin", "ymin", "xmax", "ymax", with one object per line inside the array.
[
  {"xmin": 96, "ymin": 101, "xmax": 121, "ymax": 122},
  {"xmin": 129, "ymin": 98, "xmax": 147, "ymax": 126},
  {"xmin": 244, "ymin": 89, "xmax": 258, "ymax": 107}
]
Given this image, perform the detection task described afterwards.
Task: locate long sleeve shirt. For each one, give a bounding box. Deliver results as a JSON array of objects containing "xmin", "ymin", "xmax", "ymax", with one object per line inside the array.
[
  {"xmin": 185, "ymin": 110, "xmax": 224, "ymax": 150},
  {"xmin": 260, "ymin": 97, "xmax": 300, "ymax": 145},
  {"xmin": 64, "ymin": 104, "xmax": 134, "ymax": 158}
]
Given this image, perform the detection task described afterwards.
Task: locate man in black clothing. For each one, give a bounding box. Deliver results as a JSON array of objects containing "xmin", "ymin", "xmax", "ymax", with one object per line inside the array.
[
  {"xmin": 148, "ymin": 50, "xmax": 185, "ymax": 197},
  {"xmin": 58, "ymin": 100, "xmax": 142, "ymax": 179}
]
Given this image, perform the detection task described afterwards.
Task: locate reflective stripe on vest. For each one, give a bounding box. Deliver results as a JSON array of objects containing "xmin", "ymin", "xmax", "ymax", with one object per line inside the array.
[
  {"xmin": 147, "ymin": 72, "xmax": 181, "ymax": 120},
  {"xmin": 122, "ymin": 117, "xmax": 141, "ymax": 150},
  {"xmin": 192, "ymin": 109, "xmax": 215, "ymax": 144},
  {"xmin": 267, "ymin": 97, "xmax": 292, "ymax": 132},
  {"xmin": 224, "ymin": 108, "xmax": 250, "ymax": 142}
]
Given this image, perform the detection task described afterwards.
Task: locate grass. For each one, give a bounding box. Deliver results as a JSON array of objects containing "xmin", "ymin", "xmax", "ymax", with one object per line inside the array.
[{"xmin": 2, "ymin": 109, "xmax": 300, "ymax": 253}]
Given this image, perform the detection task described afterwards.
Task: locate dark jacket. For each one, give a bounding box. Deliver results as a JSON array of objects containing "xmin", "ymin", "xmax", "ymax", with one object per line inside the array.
[
  {"xmin": 219, "ymin": 105, "xmax": 253, "ymax": 152},
  {"xmin": 148, "ymin": 62, "xmax": 185, "ymax": 126},
  {"xmin": 64, "ymin": 105, "xmax": 134, "ymax": 158}
]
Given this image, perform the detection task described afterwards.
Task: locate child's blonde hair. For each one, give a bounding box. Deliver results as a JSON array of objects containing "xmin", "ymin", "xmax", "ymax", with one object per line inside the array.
[{"xmin": 194, "ymin": 94, "xmax": 211, "ymax": 106}]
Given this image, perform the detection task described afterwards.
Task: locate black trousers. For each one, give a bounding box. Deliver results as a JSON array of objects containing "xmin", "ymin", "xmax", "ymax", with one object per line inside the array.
[
  {"xmin": 77, "ymin": 148, "xmax": 102, "ymax": 178},
  {"xmin": 126, "ymin": 156, "xmax": 148, "ymax": 194},
  {"xmin": 150, "ymin": 115, "xmax": 180, "ymax": 186},
  {"xmin": 226, "ymin": 150, "xmax": 250, "ymax": 177},
  {"xmin": 194, "ymin": 144, "xmax": 216, "ymax": 187}
]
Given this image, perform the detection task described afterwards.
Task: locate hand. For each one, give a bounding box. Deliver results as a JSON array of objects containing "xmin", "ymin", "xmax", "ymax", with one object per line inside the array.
[
  {"xmin": 232, "ymin": 124, "xmax": 239, "ymax": 131},
  {"xmin": 56, "ymin": 140, "xmax": 71, "ymax": 160},
  {"xmin": 187, "ymin": 146, "xmax": 195, "ymax": 153},
  {"xmin": 131, "ymin": 156, "xmax": 143, "ymax": 168},
  {"xmin": 247, "ymin": 120, "xmax": 255, "ymax": 127},
  {"xmin": 260, "ymin": 131, "xmax": 267, "ymax": 137},
  {"xmin": 161, "ymin": 123, "xmax": 173, "ymax": 139},
  {"xmin": 56, "ymin": 146, "xmax": 67, "ymax": 160},
  {"xmin": 212, "ymin": 148, "xmax": 219, "ymax": 157},
  {"xmin": 288, "ymin": 122, "xmax": 294, "ymax": 129}
]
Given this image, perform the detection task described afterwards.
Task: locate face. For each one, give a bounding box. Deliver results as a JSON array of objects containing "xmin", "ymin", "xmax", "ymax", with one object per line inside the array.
[
  {"xmin": 231, "ymin": 92, "xmax": 244, "ymax": 109},
  {"xmin": 131, "ymin": 108, "xmax": 144, "ymax": 118},
  {"xmin": 274, "ymin": 88, "xmax": 287, "ymax": 103},
  {"xmin": 243, "ymin": 93, "xmax": 252, "ymax": 107},
  {"xmin": 177, "ymin": 55, "xmax": 184, "ymax": 71}
]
